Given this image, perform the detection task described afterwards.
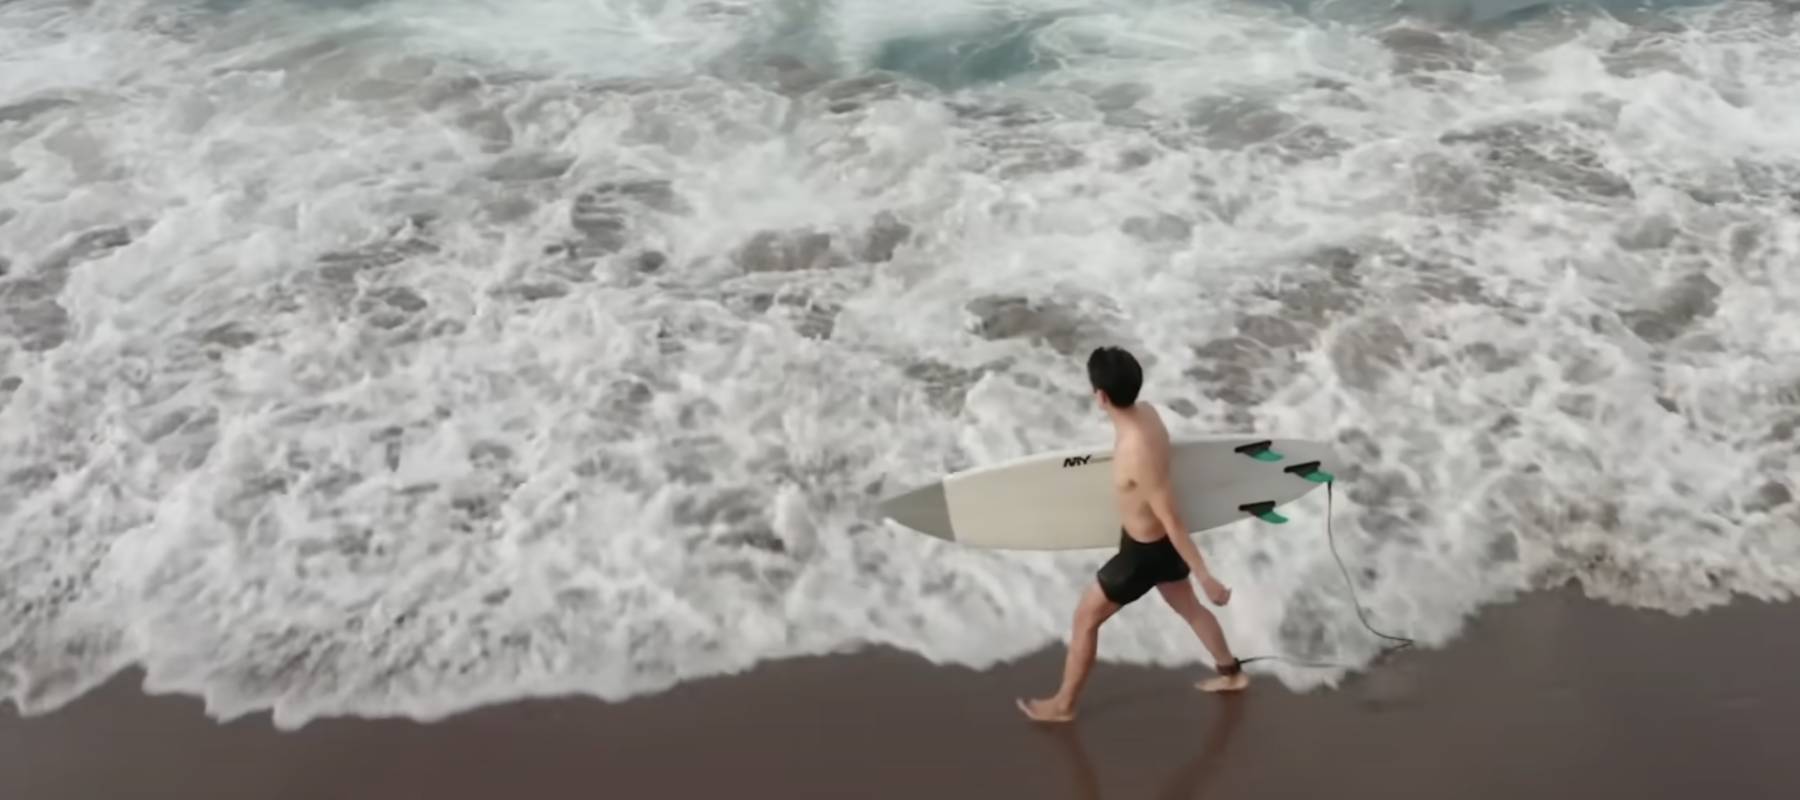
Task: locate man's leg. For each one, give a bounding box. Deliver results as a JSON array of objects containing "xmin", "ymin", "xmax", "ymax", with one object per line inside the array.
[
  {"xmin": 1157, "ymin": 579, "xmax": 1249, "ymax": 693},
  {"xmin": 1018, "ymin": 582, "xmax": 1120, "ymax": 722}
]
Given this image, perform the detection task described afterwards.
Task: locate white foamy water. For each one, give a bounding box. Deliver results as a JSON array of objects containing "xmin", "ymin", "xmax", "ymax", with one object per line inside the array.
[{"xmin": 2, "ymin": 0, "xmax": 1797, "ymax": 728}]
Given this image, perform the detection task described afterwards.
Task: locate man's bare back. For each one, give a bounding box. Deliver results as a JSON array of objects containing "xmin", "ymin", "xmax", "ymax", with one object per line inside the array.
[{"xmin": 1017, "ymin": 347, "xmax": 1248, "ymax": 724}]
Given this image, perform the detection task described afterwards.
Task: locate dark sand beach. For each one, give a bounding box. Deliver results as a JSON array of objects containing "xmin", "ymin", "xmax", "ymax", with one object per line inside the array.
[{"xmin": 4, "ymin": 585, "xmax": 1797, "ymax": 800}]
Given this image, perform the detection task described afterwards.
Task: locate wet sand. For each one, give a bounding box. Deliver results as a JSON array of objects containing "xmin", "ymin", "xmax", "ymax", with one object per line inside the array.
[{"xmin": 4, "ymin": 585, "xmax": 1797, "ymax": 800}]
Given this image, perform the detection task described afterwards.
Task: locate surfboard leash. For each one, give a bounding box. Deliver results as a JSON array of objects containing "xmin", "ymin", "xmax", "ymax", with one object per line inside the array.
[{"xmin": 1230, "ymin": 478, "xmax": 1416, "ymax": 675}]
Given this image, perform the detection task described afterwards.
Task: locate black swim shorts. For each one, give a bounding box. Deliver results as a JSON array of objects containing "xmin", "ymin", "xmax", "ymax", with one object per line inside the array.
[{"xmin": 1096, "ymin": 529, "xmax": 1191, "ymax": 605}]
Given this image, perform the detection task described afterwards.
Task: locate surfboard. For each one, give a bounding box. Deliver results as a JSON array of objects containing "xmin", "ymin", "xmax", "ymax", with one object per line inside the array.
[{"xmin": 878, "ymin": 435, "xmax": 1337, "ymax": 551}]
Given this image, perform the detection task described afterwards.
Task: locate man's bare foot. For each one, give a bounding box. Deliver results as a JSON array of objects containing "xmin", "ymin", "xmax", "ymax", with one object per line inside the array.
[
  {"xmin": 1200, "ymin": 575, "xmax": 1232, "ymax": 606},
  {"xmin": 1196, "ymin": 672, "xmax": 1250, "ymax": 693},
  {"xmin": 1017, "ymin": 697, "xmax": 1076, "ymax": 723}
]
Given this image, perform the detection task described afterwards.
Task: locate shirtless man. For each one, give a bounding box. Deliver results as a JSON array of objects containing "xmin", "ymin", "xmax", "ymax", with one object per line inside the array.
[{"xmin": 1018, "ymin": 346, "xmax": 1248, "ymax": 723}]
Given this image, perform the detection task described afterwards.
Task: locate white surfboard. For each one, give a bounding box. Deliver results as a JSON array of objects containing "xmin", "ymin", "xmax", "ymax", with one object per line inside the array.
[{"xmin": 879, "ymin": 435, "xmax": 1338, "ymax": 551}]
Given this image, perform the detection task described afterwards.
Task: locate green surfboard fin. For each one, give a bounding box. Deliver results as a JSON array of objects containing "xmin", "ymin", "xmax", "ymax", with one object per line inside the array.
[
  {"xmin": 1239, "ymin": 500, "xmax": 1287, "ymax": 524},
  {"xmin": 1233, "ymin": 440, "xmax": 1283, "ymax": 462},
  {"xmin": 1284, "ymin": 461, "xmax": 1334, "ymax": 484}
]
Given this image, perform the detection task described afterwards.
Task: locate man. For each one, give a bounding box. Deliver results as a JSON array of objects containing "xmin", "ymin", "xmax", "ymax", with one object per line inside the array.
[{"xmin": 1018, "ymin": 346, "xmax": 1247, "ymax": 724}]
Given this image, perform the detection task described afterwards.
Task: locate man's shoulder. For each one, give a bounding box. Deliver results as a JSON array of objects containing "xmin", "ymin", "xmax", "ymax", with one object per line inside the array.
[{"xmin": 1116, "ymin": 437, "xmax": 1171, "ymax": 479}]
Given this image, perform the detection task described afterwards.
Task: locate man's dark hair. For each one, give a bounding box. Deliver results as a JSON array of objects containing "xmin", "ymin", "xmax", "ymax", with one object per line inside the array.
[{"xmin": 1087, "ymin": 346, "xmax": 1142, "ymax": 407}]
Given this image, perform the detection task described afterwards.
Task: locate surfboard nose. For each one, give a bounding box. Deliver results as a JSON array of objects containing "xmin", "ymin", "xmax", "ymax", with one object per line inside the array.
[{"xmin": 878, "ymin": 481, "xmax": 955, "ymax": 541}]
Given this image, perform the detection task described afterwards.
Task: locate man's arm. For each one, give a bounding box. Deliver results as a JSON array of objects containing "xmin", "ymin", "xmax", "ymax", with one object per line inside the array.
[{"xmin": 1147, "ymin": 472, "xmax": 1219, "ymax": 582}]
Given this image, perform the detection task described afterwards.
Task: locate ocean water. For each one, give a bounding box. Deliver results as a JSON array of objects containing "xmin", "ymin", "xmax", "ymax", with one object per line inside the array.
[{"xmin": 2, "ymin": 0, "xmax": 1797, "ymax": 728}]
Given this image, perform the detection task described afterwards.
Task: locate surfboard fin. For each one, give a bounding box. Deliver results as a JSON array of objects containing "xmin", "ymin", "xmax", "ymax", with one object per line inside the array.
[
  {"xmin": 1233, "ymin": 440, "xmax": 1283, "ymax": 462},
  {"xmin": 1239, "ymin": 500, "xmax": 1288, "ymax": 524},
  {"xmin": 1283, "ymin": 460, "xmax": 1334, "ymax": 483}
]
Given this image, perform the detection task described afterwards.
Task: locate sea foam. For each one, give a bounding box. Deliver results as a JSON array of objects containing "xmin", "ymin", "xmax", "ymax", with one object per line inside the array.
[{"xmin": 2, "ymin": 0, "xmax": 1796, "ymax": 728}]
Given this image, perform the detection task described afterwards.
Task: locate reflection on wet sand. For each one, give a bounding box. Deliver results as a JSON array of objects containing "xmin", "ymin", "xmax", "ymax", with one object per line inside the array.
[{"xmin": 1036, "ymin": 696, "xmax": 1246, "ymax": 800}]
